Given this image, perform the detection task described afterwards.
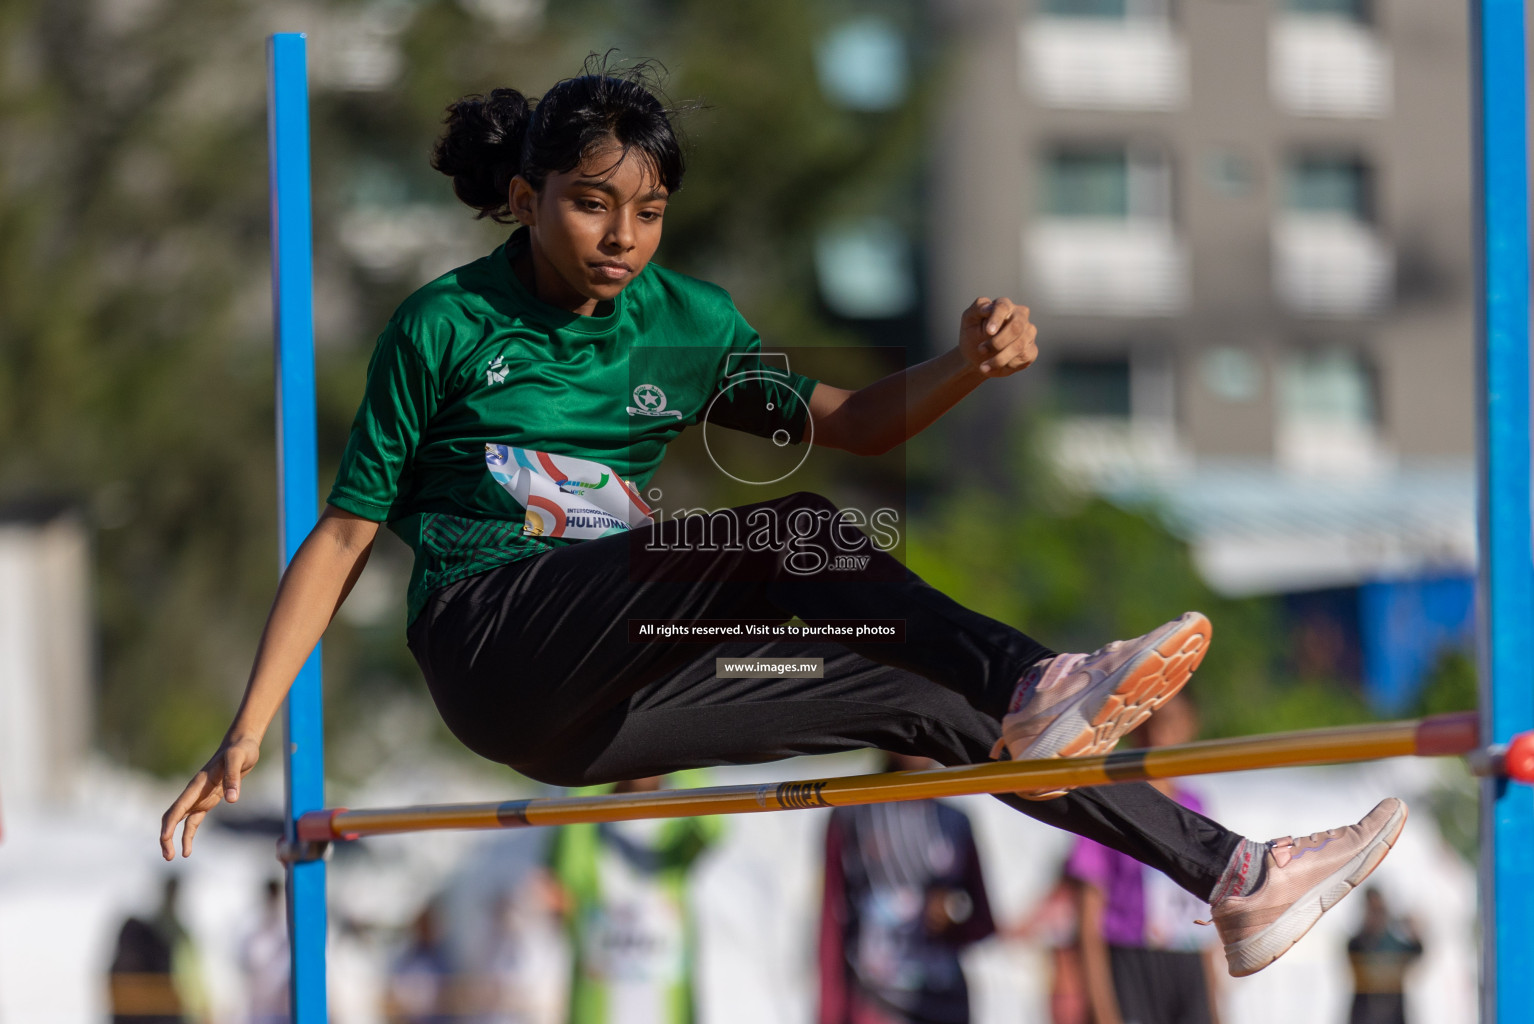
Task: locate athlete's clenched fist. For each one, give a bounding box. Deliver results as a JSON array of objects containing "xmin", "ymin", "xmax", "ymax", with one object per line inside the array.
[{"xmin": 957, "ymin": 297, "xmax": 1038, "ymax": 378}]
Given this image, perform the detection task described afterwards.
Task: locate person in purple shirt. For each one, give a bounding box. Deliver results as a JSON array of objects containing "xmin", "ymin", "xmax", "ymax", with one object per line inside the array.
[{"xmin": 1066, "ymin": 696, "xmax": 1222, "ymax": 1024}]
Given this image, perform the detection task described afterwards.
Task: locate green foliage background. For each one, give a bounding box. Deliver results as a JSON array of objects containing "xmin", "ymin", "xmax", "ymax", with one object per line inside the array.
[{"xmin": 900, "ymin": 430, "xmax": 1384, "ymax": 743}]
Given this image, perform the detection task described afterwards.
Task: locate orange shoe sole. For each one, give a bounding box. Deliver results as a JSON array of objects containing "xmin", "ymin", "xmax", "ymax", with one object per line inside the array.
[{"xmin": 1021, "ymin": 612, "xmax": 1212, "ymax": 800}]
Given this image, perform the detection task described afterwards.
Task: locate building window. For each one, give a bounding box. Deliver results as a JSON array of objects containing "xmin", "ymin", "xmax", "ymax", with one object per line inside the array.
[
  {"xmin": 1028, "ymin": 146, "xmax": 1186, "ymax": 315},
  {"xmin": 1285, "ymin": 155, "xmax": 1372, "ymax": 221},
  {"xmin": 1277, "ymin": 348, "xmax": 1384, "ymax": 473},
  {"xmin": 1055, "ymin": 356, "xmax": 1133, "ymax": 418},
  {"xmin": 1054, "ymin": 351, "xmax": 1175, "ymax": 423},
  {"xmin": 815, "ymin": 17, "xmax": 908, "ymax": 111},
  {"xmin": 1282, "ymin": 349, "xmax": 1376, "ymax": 424},
  {"xmin": 1039, "ymin": 0, "xmax": 1169, "ymax": 19},
  {"xmin": 1046, "ymin": 150, "xmax": 1130, "ymax": 218},
  {"xmin": 1043, "ymin": 147, "xmax": 1170, "ymax": 220},
  {"xmin": 1049, "ymin": 349, "xmax": 1182, "ymax": 480},
  {"xmin": 1273, "ymin": 153, "xmax": 1390, "ymax": 316},
  {"xmin": 1283, "ymin": 0, "xmax": 1368, "ymax": 21}
]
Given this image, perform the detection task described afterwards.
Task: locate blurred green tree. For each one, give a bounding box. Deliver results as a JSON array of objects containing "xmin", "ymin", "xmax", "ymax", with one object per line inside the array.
[
  {"xmin": 0, "ymin": 1, "xmax": 287, "ymax": 772},
  {"xmin": 1411, "ymin": 649, "xmax": 1480, "ymax": 864},
  {"xmin": 1412, "ymin": 647, "xmax": 1479, "ymax": 717},
  {"xmin": 903, "ymin": 426, "xmax": 1377, "ymax": 741}
]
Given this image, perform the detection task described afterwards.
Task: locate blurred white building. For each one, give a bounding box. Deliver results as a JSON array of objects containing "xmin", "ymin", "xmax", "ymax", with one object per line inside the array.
[
  {"xmin": 925, "ymin": 0, "xmax": 1475, "ymax": 593},
  {"xmin": 852, "ymin": 0, "xmax": 1484, "ymax": 711}
]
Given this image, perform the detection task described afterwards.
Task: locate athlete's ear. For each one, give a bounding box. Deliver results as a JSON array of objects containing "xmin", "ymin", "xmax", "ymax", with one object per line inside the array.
[{"xmin": 508, "ymin": 175, "xmax": 538, "ymax": 227}]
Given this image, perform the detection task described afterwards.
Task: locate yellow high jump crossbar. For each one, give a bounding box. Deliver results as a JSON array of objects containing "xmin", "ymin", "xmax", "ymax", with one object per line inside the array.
[{"xmin": 292, "ymin": 711, "xmax": 1534, "ymax": 847}]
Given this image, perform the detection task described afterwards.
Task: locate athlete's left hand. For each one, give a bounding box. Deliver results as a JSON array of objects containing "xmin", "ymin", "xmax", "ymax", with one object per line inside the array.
[{"xmin": 958, "ymin": 297, "xmax": 1038, "ymax": 378}]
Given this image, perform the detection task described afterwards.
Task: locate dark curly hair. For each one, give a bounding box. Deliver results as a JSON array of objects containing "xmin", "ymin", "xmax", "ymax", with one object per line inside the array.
[{"xmin": 430, "ymin": 56, "xmax": 684, "ymax": 223}]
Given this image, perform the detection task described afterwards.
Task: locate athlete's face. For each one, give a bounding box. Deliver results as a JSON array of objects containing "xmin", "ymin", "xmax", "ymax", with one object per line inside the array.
[{"xmin": 508, "ymin": 138, "xmax": 668, "ymax": 317}]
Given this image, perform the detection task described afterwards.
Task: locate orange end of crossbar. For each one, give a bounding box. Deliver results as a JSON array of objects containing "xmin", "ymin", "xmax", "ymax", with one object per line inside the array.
[
  {"xmin": 1414, "ymin": 711, "xmax": 1481, "ymax": 757},
  {"xmin": 296, "ymin": 808, "xmax": 349, "ymax": 843},
  {"xmin": 1506, "ymin": 732, "xmax": 1534, "ymax": 784}
]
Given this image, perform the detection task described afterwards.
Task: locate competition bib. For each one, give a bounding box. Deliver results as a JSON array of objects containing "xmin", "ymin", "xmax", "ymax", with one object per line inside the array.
[
  {"xmin": 579, "ymin": 896, "xmax": 686, "ymax": 985},
  {"xmin": 485, "ymin": 445, "xmax": 654, "ymax": 539}
]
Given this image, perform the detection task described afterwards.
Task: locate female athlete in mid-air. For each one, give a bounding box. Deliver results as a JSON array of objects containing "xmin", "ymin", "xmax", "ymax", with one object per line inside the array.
[{"xmin": 161, "ymin": 62, "xmax": 1404, "ymax": 977}]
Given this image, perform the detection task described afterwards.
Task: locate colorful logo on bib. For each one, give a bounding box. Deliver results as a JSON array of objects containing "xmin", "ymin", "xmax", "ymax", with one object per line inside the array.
[
  {"xmin": 485, "ymin": 444, "xmax": 653, "ymax": 540},
  {"xmin": 627, "ymin": 383, "xmax": 683, "ymax": 419}
]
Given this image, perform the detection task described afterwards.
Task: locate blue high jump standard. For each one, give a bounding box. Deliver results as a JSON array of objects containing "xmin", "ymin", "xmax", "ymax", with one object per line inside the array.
[
  {"xmin": 266, "ymin": 6, "xmax": 1534, "ymax": 1018},
  {"xmin": 267, "ymin": 32, "xmax": 327, "ymax": 1024},
  {"xmin": 1471, "ymin": 2, "xmax": 1534, "ymax": 1020}
]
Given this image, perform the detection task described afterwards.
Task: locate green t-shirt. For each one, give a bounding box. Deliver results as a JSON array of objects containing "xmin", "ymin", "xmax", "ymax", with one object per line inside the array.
[{"xmin": 327, "ymin": 229, "xmax": 821, "ymax": 623}]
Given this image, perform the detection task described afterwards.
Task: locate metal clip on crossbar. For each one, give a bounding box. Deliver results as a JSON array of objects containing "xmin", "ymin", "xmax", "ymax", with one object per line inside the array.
[{"xmin": 276, "ymin": 836, "xmax": 332, "ymax": 865}]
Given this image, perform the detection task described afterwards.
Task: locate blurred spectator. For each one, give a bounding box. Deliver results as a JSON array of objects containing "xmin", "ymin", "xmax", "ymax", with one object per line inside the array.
[
  {"xmin": 1008, "ymin": 869, "xmax": 1087, "ymax": 1024},
  {"xmin": 239, "ymin": 878, "xmax": 290, "ymax": 1024},
  {"xmin": 332, "ymin": 914, "xmax": 388, "ymax": 1024},
  {"xmin": 481, "ymin": 872, "xmax": 571, "ymax": 1024},
  {"xmin": 819, "ymin": 753, "xmax": 996, "ymax": 1024},
  {"xmin": 387, "ymin": 904, "xmax": 454, "ymax": 1024},
  {"xmin": 109, "ymin": 915, "xmax": 179, "ymax": 1024},
  {"xmin": 473, "ymin": 891, "xmax": 532, "ymax": 1024},
  {"xmin": 548, "ymin": 775, "xmax": 722, "ymax": 1024},
  {"xmin": 1068, "ymin": 695, "xmax": 1221, "ymax": 1024},
  {"xmin": 109, "ymin": 875, "xmax": 207, "ymax": 1024},
  {"xmin": 1346, "ymin": 887, "xmax": 1423, "ymax": 1024},
  {"xmin": 474, "ymin": 883, "xmax": 568, "ymax": 1024}
]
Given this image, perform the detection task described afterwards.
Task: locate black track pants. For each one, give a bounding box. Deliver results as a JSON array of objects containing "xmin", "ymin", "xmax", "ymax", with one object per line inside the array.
[{"xmin": 406, "ymin": 491, "xmax": 1241, "ymax": 899}]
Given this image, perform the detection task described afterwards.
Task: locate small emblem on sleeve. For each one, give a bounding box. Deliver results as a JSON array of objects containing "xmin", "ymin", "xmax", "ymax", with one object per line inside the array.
[
  {"xmin": 486, "ymin": 355, "xmax": 509, "ymax": 385},
  {"xmin": 627, "ymin": 383, "xmax": 684, "ymax": 419}
]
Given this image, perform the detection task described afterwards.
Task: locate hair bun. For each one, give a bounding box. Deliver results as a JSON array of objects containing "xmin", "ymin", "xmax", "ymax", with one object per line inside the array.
[
  {"xmin": 432, "ymin": 62, "xmax": 685, "ymax": 224},
  {"xmin": 430, "ymin": 88, "xmax": 532, "ymax": 222}
]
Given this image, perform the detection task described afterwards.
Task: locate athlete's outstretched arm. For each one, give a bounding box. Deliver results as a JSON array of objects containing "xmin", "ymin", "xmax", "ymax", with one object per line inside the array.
[
  {"xmin": 807, "ymin": 297, "xmax": 1038, "ymax": 456},
  {"xmin": 159, "ymin": 504, "xmax": 379, "ymax": 860}
]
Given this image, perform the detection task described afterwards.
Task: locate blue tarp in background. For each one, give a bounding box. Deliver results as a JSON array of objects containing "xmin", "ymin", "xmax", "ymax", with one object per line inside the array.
[{"xmin": 1358, "ymin": 575, "xmax": 1476, "ymax": 715}]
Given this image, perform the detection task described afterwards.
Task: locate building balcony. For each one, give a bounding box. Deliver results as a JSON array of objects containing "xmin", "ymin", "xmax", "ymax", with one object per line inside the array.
[
  {"xmin": 1273, "ymin": 216, "xmax": 1393, "ymax": 317},
  {"xmin": 1020, "ymin": 17, "xmax": 1187, "ymax": 111},
  {"xmin": 1025, "ymin": 219, "xmax": 1189, "ymax": 316},
  {"xmin": 1270, "ymin": 16, "xmax": 1392, "ymax": 118},
  {"xmin": 1276, "ymin": 419, "xmax": 1392, "ymax": 478}
]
